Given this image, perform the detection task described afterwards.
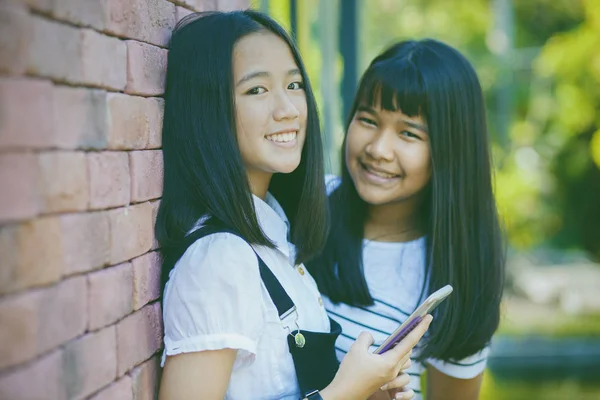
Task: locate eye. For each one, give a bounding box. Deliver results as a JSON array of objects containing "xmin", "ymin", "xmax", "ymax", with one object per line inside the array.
[
  {"xmin": 400, "ymin": 130, "xmax": 421, "ymax": 140},
  {"xmin": 245, "ymin": 86, "xmax": 267, "ymax": 95},
  {"xmin": 288, "ymin": 81, "xmax": 304, "ymax": 90},
  {"xmin": 358, "ymin": 116, "xmax": 377, "ymax": 127}
]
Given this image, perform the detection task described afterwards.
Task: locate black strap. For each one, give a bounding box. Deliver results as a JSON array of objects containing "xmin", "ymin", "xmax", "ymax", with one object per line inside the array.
[{"xmin": 169, "ymin": 223, "xmax": 296, "ymax": 320}]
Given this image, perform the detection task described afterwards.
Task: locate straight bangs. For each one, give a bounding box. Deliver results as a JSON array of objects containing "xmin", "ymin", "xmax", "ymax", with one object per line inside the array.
[{"xmin": 355, "ymin": 57, "xmax": 428, "ymax": 120}]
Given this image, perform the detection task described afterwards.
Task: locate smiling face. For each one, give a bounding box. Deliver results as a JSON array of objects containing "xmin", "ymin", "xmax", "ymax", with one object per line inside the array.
[
  {"xmin": 232, "ymin": 31, "xmax": 307, "ymax": 195},
  {"xmin": 345, "ymin": 103, "xmax": 432, "ymax": 206}
]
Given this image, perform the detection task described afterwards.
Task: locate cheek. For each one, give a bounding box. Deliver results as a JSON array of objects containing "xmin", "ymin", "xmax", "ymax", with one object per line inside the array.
[
  {"xmin": 345, "ymin": 125, "xmax": 363, "ymax": 161},
  {"xmin": 294, "ymin": 96, "xmax": 308, "ymax": 124},
  {"xmin": 406, "ymin": 146, "xmax": 431, "ymax": 180},
  {"xmin": 236, "ymin": 102, "xmax": 267, "ymax": 138}
]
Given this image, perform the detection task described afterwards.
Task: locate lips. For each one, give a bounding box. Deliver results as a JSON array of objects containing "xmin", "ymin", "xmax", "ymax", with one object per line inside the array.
[{"xmin": 359, "ymin": 161, "xmax": 400, "ymax": 179}]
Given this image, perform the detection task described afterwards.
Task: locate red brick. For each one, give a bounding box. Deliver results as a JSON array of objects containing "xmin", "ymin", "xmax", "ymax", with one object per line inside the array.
[
  {"xmin": 169, "ymin": 0, "xmax": 198, "ymax": 11},
  {"xmin": 150, "ymin": 200, "xmax": 160, "ymax": 250},
  {"xmin": 81, "ymin": 29, "xmax": 127, "ymax": 90},
  {"xmin": 130, "ymin": 150, "xmax": 164, "ymax": 202},
  {"xmin": 196, "ymin": 0, "xmax": 218, "ymax": 11},
  {"xmin": 14, "ymin": 216, "xmax": 64, "ymax": 290},
  {"xmin": 147, "ymin": 97, "xmax": 164, "ymax": 149},
  {"xmin": 0, "ymin": 349, "xmax": 67, "ymax": 400},
  {"xmin": 27, "ymin": 16, "xmax": 84, "ymax": 84},
  {"xmin": 0, "ymin": 152, "xmax": 41, "ymax": 223},
  {"xmin": 89, "ymin": 376, "xmax": 133, "ymax": 400},
  {"xmin": 21, "ymin": 0, "xmax": 53, "ymax": 13},
  {"xmin": 88, "ymin": 152, "xmax": 131, "ymax": 209},
  {"xmin": 132, "ymin": 252, "xmax": 161, "ymax": 310},
  {"xmin": 175, "ymin": 6, "xmax": 193, "ymax": 22},
  {"xmin": 1, "ymin": 217, "xmax": 65, "ymax": 295},
  {"xmin": 116, "ymin": 302, "xmax": 162, "ymax": 376},
  {"xmin": 126, "ymin": 41, "xmax": 167, "ymax": 96},
  {"xmin": 38, "ymin": 151, "xmax": 89, "ymax": 213},
  {"xmin": 104, "ymin": 0, "xmax": 176, "ymax": 48},
  {"xmin": 38, "ymin": 276, "xmax": 88, "ymax": 354},
  {"xmin": 107, "ymin": 94, "xmax": 150, "ymax": 150},
  {"xmin": 0, "ymin": 225, "xmax": 18, "ymax": 294},
  {"xmin": 0, "ymin": 78, "xmax": 54, "ymax": 150},
  {"xmin": 108, "ymin": 203, "xmax": 154, "ymax": 264},
  {"xmin": 53, "ymin": 86, "xmax": 108, "ymax": 149},
  {"xmin": 130, "ymin": 356, "xmax": 159, "ymax": 400},
  {"xmin": 216, "ymin": 0, "xmax": 249, "ymax": 11},
  {"xmin": 52, "ymin": 0, "xmax": 106, "ymax": 30},
  {"xmin": 64, "ymin": 326, "xmax": 117, "ymax": 399},
  {"xmin": 60, "ymin": 211, "xmax": 111, "ymax": 275},
  {"xmin": 0, "ymin": 279, "xmax": 86, "ymax": 368},
  {"xmin": 88, "ymin": 263, "xmax": 133, "ymax": 331},
  {"xmin": 0, "ymin": 2, "xmax": 32, "ymax": 75},
  {"xmin": 0, "ymin": 289, "xmax": 42, "ymax": 369}
]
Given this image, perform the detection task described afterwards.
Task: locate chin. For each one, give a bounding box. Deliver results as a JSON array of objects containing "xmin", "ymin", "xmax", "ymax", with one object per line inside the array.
[
  {"xmin": 273, "ymin": 160, "xmax": 301, "ymax": 174},
  {"xmin": 355, "ymin": 185, "xmax": 395, "ymax": 206}
]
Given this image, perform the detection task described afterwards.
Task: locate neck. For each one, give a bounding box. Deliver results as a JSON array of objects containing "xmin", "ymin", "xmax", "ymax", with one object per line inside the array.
[
  {"xmin": 364, "ymin": 196, "xmax": 424, "ymax": 242},
  {"xmin": 247, "ymin": 170, "xmax": 272, "ymax": 200}
]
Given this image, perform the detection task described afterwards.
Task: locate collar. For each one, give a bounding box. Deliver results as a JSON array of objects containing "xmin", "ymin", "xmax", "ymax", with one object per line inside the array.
[{"xmin": 253, "ymin": 192, "xmax": 291, "ymax": 258}]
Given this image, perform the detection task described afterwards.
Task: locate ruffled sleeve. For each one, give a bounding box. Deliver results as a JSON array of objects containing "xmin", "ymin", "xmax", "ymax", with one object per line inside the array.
[{"xmin": 161, "ymin": 233, "xmax": 265, "ymax": 370}]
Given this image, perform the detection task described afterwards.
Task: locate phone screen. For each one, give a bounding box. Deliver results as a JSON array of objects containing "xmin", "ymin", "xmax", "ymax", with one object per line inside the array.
[{"xmin": 373, "ymin": 285, "xmax": 453, "ymax": 354}]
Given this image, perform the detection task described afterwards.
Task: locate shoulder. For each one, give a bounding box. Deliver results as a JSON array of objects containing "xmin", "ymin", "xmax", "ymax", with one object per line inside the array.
[{"xmin": 171, "ymin": 232, "xmax": 260, "ymax": 288}]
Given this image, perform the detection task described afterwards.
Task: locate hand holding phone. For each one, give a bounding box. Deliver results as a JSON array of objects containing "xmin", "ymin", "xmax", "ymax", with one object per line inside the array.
[{"xmin": 373, "ymin": 285, "xmax": 453, "ymax": 354}]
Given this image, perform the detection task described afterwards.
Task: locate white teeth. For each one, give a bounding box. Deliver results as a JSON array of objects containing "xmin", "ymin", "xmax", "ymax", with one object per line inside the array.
[
  {"xmin": 366, "ymin": 166, "xmax": 396, "ymax": 179},
  {"xmin": 266, "ymin": 132, "xmax": 297, "ymax": 142}
]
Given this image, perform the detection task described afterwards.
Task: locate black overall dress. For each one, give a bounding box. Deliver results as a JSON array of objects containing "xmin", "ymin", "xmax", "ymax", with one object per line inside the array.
[{"xmin": 165, "ymin": 223, "xmax": 341, "ymax": 398}]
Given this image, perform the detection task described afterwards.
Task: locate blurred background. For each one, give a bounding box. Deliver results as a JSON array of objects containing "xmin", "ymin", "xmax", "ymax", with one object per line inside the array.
[{"xmin": 255, "ymin": 0, "xmax": 600, "ymax": 398}]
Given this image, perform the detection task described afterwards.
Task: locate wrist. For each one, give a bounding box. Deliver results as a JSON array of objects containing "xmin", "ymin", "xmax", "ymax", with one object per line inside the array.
[{"xmin": 319, "ymin": 384, "xmax": 342, "ymax": 400}]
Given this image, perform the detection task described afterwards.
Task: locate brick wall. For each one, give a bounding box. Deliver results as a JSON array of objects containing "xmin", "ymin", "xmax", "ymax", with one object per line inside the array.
[{"xmin": 0, "ymin": 0, "xmax": 249, "ymax": 399}]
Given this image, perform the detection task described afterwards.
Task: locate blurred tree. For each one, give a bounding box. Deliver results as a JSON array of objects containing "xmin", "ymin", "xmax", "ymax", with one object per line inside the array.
[{"xmin": 531, "ymin": 0, "xmax": 600, "ymax": 259}]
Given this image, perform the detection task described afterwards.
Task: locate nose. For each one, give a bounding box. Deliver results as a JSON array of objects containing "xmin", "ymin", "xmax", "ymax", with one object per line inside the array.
[
  {"xmin": 272, "ymin": 90, "xmax": 300, "ymax": 121},
  {"xmin": 365, "ymin": 129, "xmax": 395, "ymax": 161}
]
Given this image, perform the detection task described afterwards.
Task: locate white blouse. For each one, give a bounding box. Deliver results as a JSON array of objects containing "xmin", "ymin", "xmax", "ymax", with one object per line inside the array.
[{"xmin": 161, "ymin": 193, "xmax": 330, "ymax": 400}]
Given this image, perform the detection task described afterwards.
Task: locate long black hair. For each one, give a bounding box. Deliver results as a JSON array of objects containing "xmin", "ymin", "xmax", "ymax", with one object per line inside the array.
[
  {"xmin": 309, "ymin": 39, "xmax": 505, "ymax": 362},
  {"xmin": 156, "ymin": 10, "xmax": 329, "ymax": 287}
]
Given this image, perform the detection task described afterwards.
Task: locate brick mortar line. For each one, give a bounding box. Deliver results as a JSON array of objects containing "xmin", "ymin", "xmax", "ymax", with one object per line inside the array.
[
  {"xmin": 0, "ymin": 149, "xmax": 164, "ymax": 157},
  {"xmin": 0, "ymin": 300, "xmax": 164, "ymax": 378},
  {"xmin": 17, "ymin": 70, "xmax": 168, "ymax": 97},
  {"xmin": 84, "ymin": 349, "xmax": 163, "ymax": 400},
  {"xmin": 28, "ymin": 9, "xmax": 171, "ymax": 50},
  {"xmin": 0, "ymin": 252, "xmax": 161, "ymax": 303},
  {"xmin": 0, "ymin": 200, "xmax": 161, "ymax": 231}
]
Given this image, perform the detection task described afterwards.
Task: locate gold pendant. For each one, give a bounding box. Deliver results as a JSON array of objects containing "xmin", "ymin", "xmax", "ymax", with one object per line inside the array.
[{"xmin": 294, "ymin": 332, "xmax": 306, "ymax": 348}]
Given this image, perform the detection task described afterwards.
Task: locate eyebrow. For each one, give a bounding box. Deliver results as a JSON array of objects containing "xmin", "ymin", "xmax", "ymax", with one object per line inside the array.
[
  {"xmin": 236, "ymin": 68, "xmax": 302, "ymax": 87},
  {"xmin": 357, "ymin": 105, "xmax": 429, "ymax": 133}
]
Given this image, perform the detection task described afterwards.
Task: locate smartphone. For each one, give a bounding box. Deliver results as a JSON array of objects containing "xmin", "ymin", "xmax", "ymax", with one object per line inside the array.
[{"xmin": 373, "ymin": 285, "xmax": 453, "ymax": 354}]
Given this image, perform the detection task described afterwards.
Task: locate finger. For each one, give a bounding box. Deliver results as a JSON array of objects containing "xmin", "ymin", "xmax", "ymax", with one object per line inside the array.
[
  {"xmin": 400, "ymin": 357, "xmax": 412, "ymax": 371},
  {"xmin": 379, "ymin": 373, "xmax": 411, "ymax": 391},
  {"xmin": 394, "ymin": 389, "xmax": 415, "ymax": 400},
  {"xmin": 398, "ymin": 350, "xmax": 412, "ymax": 367},
  {"xmin": 354, "ymin": 331, "xmax": 375, "ymax": 350},
  {"xmin": 386, "ymin": 315, "xmax": 432, "ymax": 359}
]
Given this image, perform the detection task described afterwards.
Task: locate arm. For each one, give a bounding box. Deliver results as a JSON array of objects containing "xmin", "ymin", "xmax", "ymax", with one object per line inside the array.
[
  {"xmin": 159, "ymin": 349, "xmax": 237, "ymax": 400},
  {"xmin": 426, "ymin": 364, "xmax": 483, "ymax": 400}
]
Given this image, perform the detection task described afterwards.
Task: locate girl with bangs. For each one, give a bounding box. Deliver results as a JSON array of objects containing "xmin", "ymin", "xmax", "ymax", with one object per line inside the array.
[{"xmin": 309, "ymin": 39, "xmax": 506, "ymax": 400}]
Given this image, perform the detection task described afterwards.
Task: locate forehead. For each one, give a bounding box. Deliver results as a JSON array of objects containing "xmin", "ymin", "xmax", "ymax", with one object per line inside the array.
[{"xmin": 233, "ymin": 32, "xmax": 298, "ymax": 76}]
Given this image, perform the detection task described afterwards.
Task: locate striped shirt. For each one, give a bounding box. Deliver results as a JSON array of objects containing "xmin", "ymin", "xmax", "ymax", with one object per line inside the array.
[{"xmin": 323, "ymin": 177, "xmax": 488, "ymax": 398}]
